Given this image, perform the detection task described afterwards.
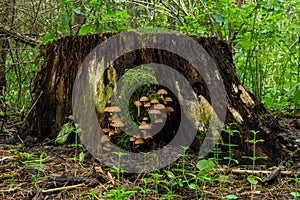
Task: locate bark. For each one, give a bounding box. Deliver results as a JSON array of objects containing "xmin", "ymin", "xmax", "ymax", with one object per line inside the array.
[{"xmin": 23, "ymin": 33, "xmax": 288, "ymax": 166}]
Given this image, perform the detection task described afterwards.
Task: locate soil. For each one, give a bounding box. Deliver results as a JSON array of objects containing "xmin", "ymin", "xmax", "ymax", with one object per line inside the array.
[{"xmin": 0, "ymin": 112, "xmax": 299, "ymax": 200}]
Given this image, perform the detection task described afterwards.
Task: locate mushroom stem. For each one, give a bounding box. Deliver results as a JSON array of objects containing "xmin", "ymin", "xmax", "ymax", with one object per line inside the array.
[{"xmin": 137, "ymin": 106, "xmax": 140, "ymax": 117}]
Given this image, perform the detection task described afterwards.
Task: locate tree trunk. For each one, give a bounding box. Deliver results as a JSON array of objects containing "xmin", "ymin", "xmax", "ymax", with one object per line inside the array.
[{"xmin": 23, "ymin": 33, "xmax": 288, "ymax": 166}]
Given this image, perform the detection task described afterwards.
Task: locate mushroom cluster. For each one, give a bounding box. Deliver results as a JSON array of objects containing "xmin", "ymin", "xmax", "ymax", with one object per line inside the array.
[
  {"xmin": 100, "ymin": 106, "xmax": 124, "ymax": 152},
  {"xmin": 100, "ymin": 88, "xmax": 175, "ymax": 150},
  {"xmin": 129, "ymin": 88, "xmax": 175, "ymax": 146}
]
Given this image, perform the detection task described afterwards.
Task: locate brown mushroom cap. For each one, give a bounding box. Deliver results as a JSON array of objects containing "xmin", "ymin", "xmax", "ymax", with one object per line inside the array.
[
  {"xmin": 109, "ymin": 130, "xmax": 115, "ymax": 136},
  {"xmin": 140, "ymin": 96, "xmax": 149, "ymax": 102},
  {"xmin": 144, "ymin": 102, "xmax": 151, "ymax": 108},
  {"xmin": 104, "ymin": 106, "xmax": 121, "ymax": 113},
  {"xmin": 130, "ymin": 136, "xmax": 136, "ymax": 142},
  {"xmin": 154, "ymin": 103, "xmax": 165, "ymax": 110},
  {"xmin": 157, "ymin": 89, "xmax": 168, "ymax": 95},
  {"xmin": 134, "ymin": 138, "xmax": 144, "ymax": 144},
  {"xmin": 144, "ymin": 133, "xmax": 153, "ymax": 139},
  {"xmin": 165, "ymin": 106, "xmax": 174, "ymax": 113},
  {"xmin": 100, "ymin": 135, "xmax": 111, "ymax": 143},
  {"xmin": 103, "ymin": 128, "xmax": 110, "ymax": 133},
  {"xmin": 139, "ymin": 123, "xmax": 152, "ymax": 130},
  {"xmin": 110, "ymin": 118, "xmax": 124, "ymax": 127},
  {"xmin": 150, "ymin": 99, "xmax": 159, "ymax": 104},
  {"xmin": 134, "ymin": 100, "xmax": 142, "ymax": 107},
  {"xmin": 148, "ymin": 109, "xmax": 161, "ymax": 115},
  {"xmin": 104, "ymin": 106, "xmax": 113, "ymax": 112},
  {"xmin": 164, "ymin": 97, "xmax": 173, "ymax": 102},
  {"xmin": 110, "ymin": 106, "xmax": 121, "ymax": 112},
  {"xmin": 143, "ymin": 117, "xmax": 149, "ymax": 121}
]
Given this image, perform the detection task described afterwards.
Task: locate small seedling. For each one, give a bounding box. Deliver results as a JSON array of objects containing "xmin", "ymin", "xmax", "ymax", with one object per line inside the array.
[
  {"xmin": 56, "ymin": 119, "xmax": 83, "ymax": 177},
  {"xmin": 291, "ymin": 174, "xmax": 300, "ymax": 200},
  {"xmin": 222, "ymin": 123, "xmax": 239, "ymax": 167},
  {"xmin": 102, "ymin": 152, "xmax": 136, "ymax": 199},
  {"xmin": 242, "ymin": 130, "xmax": 268, "ymax": 173}
]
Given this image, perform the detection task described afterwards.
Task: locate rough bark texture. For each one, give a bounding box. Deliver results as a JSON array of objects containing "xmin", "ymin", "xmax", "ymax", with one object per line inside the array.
[{"xmin": 23, "ymin": 33, "xmax": 288, "ymax": 166}]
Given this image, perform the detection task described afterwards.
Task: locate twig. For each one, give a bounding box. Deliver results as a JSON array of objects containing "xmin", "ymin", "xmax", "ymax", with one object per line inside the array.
[
  {"xmin": 216, "ymin": 168, "xmax": 299, "ymax": 176},
  {"xmin": 22, "ymin": 91, "xmax": 43, "ymax": 123},
  {"xmin": 41, "ymin": 183, "xmax": 85, "ymax": 193}
]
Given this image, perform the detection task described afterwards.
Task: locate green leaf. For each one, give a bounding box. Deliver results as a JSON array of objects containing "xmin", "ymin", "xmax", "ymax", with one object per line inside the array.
[
  {"xmin": 89, "ymin": 0, "xmax": 98, "ymax": 8},
  {"xmin": 188, "ymin": 183, "xmax": 198, "ymax": 190},
  {"xmin": 213, "ymin": 13, "xmax": 224, "ymax": 25},
  {"xmin": 43, "ymin": 33, "xmax": 57, "ymax": 44},
  {"xmin": 55, "ymin": 122, "xmax": 73, "ymax": 144},
  {"xmin": 166, "ymin": 171, "xmax": 176, "ymax": 179},
  {"xmin": 196, "ymin": 159, "xmax": 209, "ymax": 170},
  {"xmin": 79, "ymin": 152, "xmax": 85, "ymax": 163},
  {"xmin": 79, "ymin": 25, "xmax": 91, "ymax": 35},
  {"xmin": 225, "ymin": 194, "xmax": 238, "ymax": 199},
  {"xmin": 196, "ymin": 159, "xmax": 216, "ymax": 171},
  {"xmin": 291, "ymin": 192, "xmax": 300, "ymax": 197},
  {"xmin": 247, "ymin": 175, "xmax": 258, "ymax": 185},
  {"xmin": 72, "ymin": 8, "xmax": 84, "ymax": 16}
]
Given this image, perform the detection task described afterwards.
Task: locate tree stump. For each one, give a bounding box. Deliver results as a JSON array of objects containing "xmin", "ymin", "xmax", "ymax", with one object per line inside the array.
[{"xmin": 23, "ymin": 32, "xmax": 288, "ymax": 166}]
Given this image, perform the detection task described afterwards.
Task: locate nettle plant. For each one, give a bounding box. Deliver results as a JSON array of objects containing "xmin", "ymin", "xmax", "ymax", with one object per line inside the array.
[{"xmin": 100, "ymin": 66, "xmax": 175, "ymax": 152}]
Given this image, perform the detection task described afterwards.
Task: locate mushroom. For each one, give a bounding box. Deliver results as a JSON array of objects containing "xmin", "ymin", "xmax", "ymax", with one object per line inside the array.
[
  {"xmin": 109, "ymin": 129, "xmax": 115, "ymax": 136},
  {"xmin": 157, "ymin": 89, "xmax": 168, "ymax": 99},
  {"xmin": 139, "ymin": 123, "xmax": 152, "ymax": 140},
  {"xmin": 110, "ymin": 118, "xmax": 124, "ymax": 128},
  {"xmin": 140, "ymin": 96, "xmax": 149, "ymax": 103},
  {"xmin": 100, "ymin": 135, "xmax": 111, "ymax": 143},
  {"xmin": 148, "ymin": 109, "xmax": 161, "ymax": 120},
  {"xmin": 144, "ymin": 102, "xmax": 151, "ymax": 110},
  {"xmin": 103, "ymin": 128, "xmax": 110, "ymax": 133},
  {"xmin": 143, "ymin": 117, "xmax": 149, "ymax": 122},
  {"xmin": 130, "ymin": 136, "xmax": 136, "ymax": 142},
  {"xmin": 134, "ymin": 138, "xmax": 145, "ymax": 145},
  {"xmin": 134, "ymin": 100, "xmax": 142, "ymax": 117},
  {"xmin": 150, "ymin": 99, "xmax": 159, "ymax": 104},
  {"xmin": 154, "ymin": 103, "xmax": 165, "ymax": 110},
  {"xmin": 165, "ymin": 106, "xmax": 174, "ymax": 116},
  {"xmin": 144, "ymin": 133, "xmax": 153, "ymax": 139},
  {"xmin": 148, "ymin": 109, "xmax": 161, "ymax": 115},
  {"xmin": 104, "ymin": 106, "xmax": 121, "ymax": 118},
  {"xmin": 164, "ymin": 97, "xmax": 173, "ymax": 104}
]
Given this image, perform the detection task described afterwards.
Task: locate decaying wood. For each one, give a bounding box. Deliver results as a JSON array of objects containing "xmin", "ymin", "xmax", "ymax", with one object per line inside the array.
[{"xmin": 23, "ymin": 33, "xmax": 289, "ymax": 166}]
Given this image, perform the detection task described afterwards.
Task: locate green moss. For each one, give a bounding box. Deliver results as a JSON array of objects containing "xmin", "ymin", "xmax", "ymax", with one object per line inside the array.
[{"xmin": 94, "ymin": 64, "xmax": 118, "ymax": 113}]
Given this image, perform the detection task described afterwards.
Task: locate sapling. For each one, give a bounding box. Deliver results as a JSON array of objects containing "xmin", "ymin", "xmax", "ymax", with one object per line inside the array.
[
  {"xmin": 55, "ymin": 119, "xmax": 82, "ymax": 177},
  {"xmin": 242, "ymin": 130, "xmax": 267, "ymax": 190},
  {"xmin": 222, "ymin": 123, "xmax": 239, "ymax": 167}
]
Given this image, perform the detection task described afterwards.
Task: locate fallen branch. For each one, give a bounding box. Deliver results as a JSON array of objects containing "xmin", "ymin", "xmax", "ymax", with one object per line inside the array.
[
  {"xmin": 41, "ymin": 183, "xmax": 85, "ymax": 193},
  {"xmin": 217, "ymin": 168, "xmax": 299, "ymax": 176}
]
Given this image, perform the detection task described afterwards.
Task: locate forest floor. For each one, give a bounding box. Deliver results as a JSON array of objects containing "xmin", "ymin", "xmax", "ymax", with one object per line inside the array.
[{"xmin": 0, "ymin": 112, "xmax": 299, "ymax": 200}]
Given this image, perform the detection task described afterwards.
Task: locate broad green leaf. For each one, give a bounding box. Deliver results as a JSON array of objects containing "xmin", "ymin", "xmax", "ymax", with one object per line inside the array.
[
  {"xmin": 247, "ymin": 175, "xmax": 258, "ymax": 185},
  {"xmin": 79, "ymin": 25, "xmax": 91, "ymax": 35},
  {"xmin": 43, "ymin": 33, "xmax": 57, "ymax": 44},
  {"xmin": 188, "ymin": 183, "xmax": 198, "ymax": 190},
  {"xmin": 196, "ymin": 159, "xmax": 216, "ymax": 170},
  {"xmin": 290, "ymin": 192, "xmax": 300, "ymax": 197},
  {"xmin": 225, "ymin": 194, "xmax": 238, "ymax": 199},
  {"xmin": 213, "ymin": 13, "xmax": 224, "ymax": 25},
  {"xmin": 55, "ymin": 122, "xmax": 73, "ymax": 144}
]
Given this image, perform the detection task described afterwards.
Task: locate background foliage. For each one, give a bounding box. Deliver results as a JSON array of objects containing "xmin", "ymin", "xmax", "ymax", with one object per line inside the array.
[{"xmin": 1, "ymin": 0, "xmax": 299, "ymax": 120}]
